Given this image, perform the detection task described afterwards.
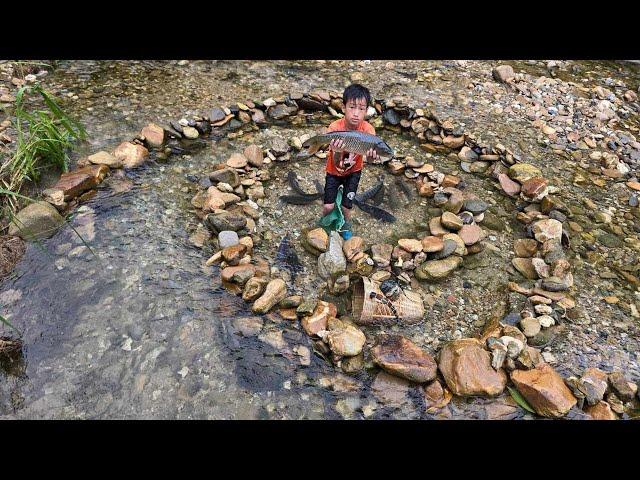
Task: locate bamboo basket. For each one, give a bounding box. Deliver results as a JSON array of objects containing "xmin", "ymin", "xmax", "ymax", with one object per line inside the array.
[{"xmin": 352, "ymin": 277, "xmax": 424, "ymax": 325}]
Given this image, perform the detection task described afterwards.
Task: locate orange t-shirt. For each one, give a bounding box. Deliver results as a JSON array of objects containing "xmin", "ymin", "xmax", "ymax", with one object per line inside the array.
[{"xmin": 325, "ymin": 118, "xmax": 376, "ymax": 176}]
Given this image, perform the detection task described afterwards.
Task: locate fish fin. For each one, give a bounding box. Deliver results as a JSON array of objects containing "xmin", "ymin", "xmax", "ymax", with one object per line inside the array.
[
  {"xmin": 279, "ymin": 194, "xmax": 318, "ymax": 205},
  {"xmin": 354, "ymin": 199, "xmax": 396, "ymax": 223}
]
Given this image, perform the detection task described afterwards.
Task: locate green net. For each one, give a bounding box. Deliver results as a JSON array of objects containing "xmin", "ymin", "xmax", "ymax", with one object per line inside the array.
[{"xmin": 318, "ymin": 186, "xmax": 345, "ymax": 234}]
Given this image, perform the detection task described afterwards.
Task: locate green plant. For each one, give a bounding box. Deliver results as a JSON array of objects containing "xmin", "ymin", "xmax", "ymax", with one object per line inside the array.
[
  {"xmin": 507, "ymin": 386, "xmax": 536, "ymax": 414},
  {"xmin": 0, "ymin": 83, "xmax": 86, "ymax": 214}
]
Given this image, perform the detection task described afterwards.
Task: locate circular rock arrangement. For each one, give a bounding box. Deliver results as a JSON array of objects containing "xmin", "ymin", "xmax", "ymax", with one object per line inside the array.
[{"xmin": 8, "ymin": 88, "xmax": 639, "ymax": 420}]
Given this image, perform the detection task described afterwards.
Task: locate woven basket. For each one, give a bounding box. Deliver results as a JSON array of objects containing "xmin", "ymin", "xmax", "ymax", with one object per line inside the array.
[{"xmin": 352, "ymin": 277, "xmax": 424, "ymax": 325}]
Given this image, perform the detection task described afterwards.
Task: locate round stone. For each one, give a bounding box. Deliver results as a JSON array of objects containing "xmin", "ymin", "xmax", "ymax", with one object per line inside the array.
[{"xmin": 218, "ymin": 231, "xmax": 240, "ymax": 249}]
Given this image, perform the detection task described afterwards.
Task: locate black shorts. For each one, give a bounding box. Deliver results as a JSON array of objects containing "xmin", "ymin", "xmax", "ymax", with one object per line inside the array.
[{"xmin": 324, "ymin": 171, "xmax": 362, "ymax": 209}]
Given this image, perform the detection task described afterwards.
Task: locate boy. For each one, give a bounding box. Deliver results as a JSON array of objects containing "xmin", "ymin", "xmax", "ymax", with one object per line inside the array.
[{"xmin": 323, "ymin": 83, "xmax": 378, "ymax": 240}]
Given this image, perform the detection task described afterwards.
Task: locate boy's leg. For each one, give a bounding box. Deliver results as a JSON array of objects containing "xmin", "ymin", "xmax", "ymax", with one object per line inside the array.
[
  {"xmin": 323, "ymin": 174, "xmax": 341, "ymax": 215},
  {"xmin": 341, "ymin": 171, "xmax": 361, "ymax": 220}
]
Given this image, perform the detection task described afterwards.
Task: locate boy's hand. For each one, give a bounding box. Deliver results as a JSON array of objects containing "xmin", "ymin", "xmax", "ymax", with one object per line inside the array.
[
  {"xmin": 366, "ymin": 148, "xmax": 378, "ymax": 160},
  {"xmin": 329, "ymin": 139, "xmax": 345, "ymax": 151}
]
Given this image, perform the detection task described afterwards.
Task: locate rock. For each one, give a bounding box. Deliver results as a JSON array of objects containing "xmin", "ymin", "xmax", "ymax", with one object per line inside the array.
[
  {"xmin": 511, "ymin": 363, "xmax": 577, "ymax": 418},
  {"xmin": 458, "ymin": 146, "xmax": 478, "ymax": 162},
  {"xmin": 515, "ymin": 346, "xmax": 544, "ymax": 370},
  {"xmin": 233, "ymin": 316, "xmax": 264, "ymax": 337},
  {"xmin": 205, "ymin": 212, "xmax": 247, "ymax": 233},
  {"xmin": 52, "ymin": 164, "xmax": 109, "ymax": 201},
  {"xmin": 221, "ymin": 244, "xmax": 247, "ymax": 266},
  {"xmin": 371, "ymin": 243, "xmax": 393, "ymax": 267},
  {"xmin": 541, "ymin": 275, "xmax": 572, "ymax": 292},
  {"xmin": 252, "ymin": 279, "xmax": 287, "ymax": 314},
  {"xmin": 244, "ymin": 145, "xmax": 264, "ymax": 167},
  {"xmin": 608, "ymin": 372, "xmax": 638, "ymax": 401},
  {"xmin": 498, "ymin": 173, "xmax": 521, "ymax": 196},
  {"xmin": 508, "ymin": 164, "xmax": 542, "ymax": 184},
  {"xmin": 210, "ymin": 107, "xmax": 226, "ymax": 123},
  {"xmin": 521, "ymin": 177, "xmax": 549, "ymax": 202},
  {"xmin": 459, "ymin": 224, "xmax": 482, "ymax": 245},
  {"xmin": 343, "ymin": 236, "xmax": 365, "ymax": 261},
  {"xmin": 537, "ymin": 315, "xmax": 555, "ymax": 328},
  {"xmin": 301, "ymin": 301, "xmax": 336, "ymax": 336},
  {"xmin": 351, "ymin": 255, "xmax": 375, "ymax": 276},
  {"xmin": 441, "ymin": 212, "xmax": 463, "ymax": 231},
  {"xmin": 371, "ymin": 334, "xmax": 437, "ymax": 383},
  {"xmin": 429, "ymin": 217, "xmax": 449, "ymax": 237},
  {"xmin": 304, "ymin": 227, "xmax": 329, "ymax": 254},
  {"xmin": 579, "ymin": 368, "xmax": 609, "ymax": 406},
  {"xmin": 462, "ymin": 199, "xmax": 488, "ymax": 215},
  {"xmin": 296, "ymin": 298, "xmax": 318, "ymax": 317},
  {"xmin": 141, "ymin": 123, "xmax": 164, "ymax": 147},
  {"xmin": 326, "ymin": 324, "xmax": 366, "ymax": 357},
  {"xmin": 221, "ymin": 265, "xmax": 256, "ymax": 285},
  {"xmin": 418, "ymin": 182, "xmax": 434, "ymax": 197},
  {"xmin": 8, "ymin": 201, "xmax": 65, "ymax": 239},
  {"xmin": 88, "ymin": 151, "xmax": 122, "ymax": 168},
  {"xmin": 520, "ymin": 317, "xmax": 542, "ymax": 337},
  {"xmin": 209, "ymin": 168, "xmax": 240, "ymax": 188},
  {"xmin": 438, "ymin": 338, "xmax": 507, "ymax": 397},
  {"xmin": 443, "ymin": 136, "xmax": 465, "ymax": 149},
  {"xmin": 514, "ymin": 239, "xmax": 538, "ymax": 257},
  {"xmin": 242, "ymin": 277, "xmax": 269, "ymax": 302},
  {"xmin": 227, "ymin": 153, "xmax": 248, "ymax": 169},
  {"xmin": 371, "ymin": 371, "xmax": 412, "ymax": 407},
  {"xmin": 182, "ymin": 126, "xmax": 199, "ymax": 139},
  {"xmin": 442, "ymin": 189, "xmax": 465, "ymax": 214},
  {"xmin": 500, "ymin": 335, "xmax": 525, "ymax": 358},
  {"xmin": 415, "ymin": 256, "xmax": 462, "ymax": 281},
  {"xmin": 512, "ymin": 258, "xmax": 537, "ymax": 280},
  {"xmin": 493, "ymin": 65, "xmax": 515, "ymax": 83},
  {"xmin": 398, "ymin": 238, "xmax": 423, "ymax": 253},
  {"xmin": 114, "ymin": 142, "xmax": 149, "ymax": 169},
  {"xmin": 421, "ymin": 236, "xmax": 444, "ymax": 253},
  {"xmin": 584, "ymin": 401, "xmax": 618, "ymax": 420},
  {"xmin": 532, "ymin": 219, "xmax": 563, "ymax": 243},
  {"xmin": 328, "ymin": 274, "xmax": 350, "ymax": 295},
  {"xmin": 218, "ymin": 230, "xmax": 239, "ymax": 249},
  {"xmin": 423, "ymin": 380, "xmax": 453, "ymax": 413},
  {"xmin": 318, "ymin": 231, "xmax": 347, "ymax": 280}
]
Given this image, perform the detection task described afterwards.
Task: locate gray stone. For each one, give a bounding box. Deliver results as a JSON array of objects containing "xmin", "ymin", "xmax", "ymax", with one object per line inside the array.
[
  {"xmin": 8, "ymin": 201, "xmax": 65, "ymax": 239},
  {"xmin": 317, "ymin": 231, "xmax": 346, "ymax": 280},
  {"xmin": 218, "ymin": 231, "xmax": 239, "ymax": 249}
]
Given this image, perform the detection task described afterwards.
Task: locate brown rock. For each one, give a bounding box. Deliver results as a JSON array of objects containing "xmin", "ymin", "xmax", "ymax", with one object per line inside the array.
[
  {"xmin": 421, "ymin": 235, "xmax": 444, "ymax": 253},
  {"xmin": 418, "ymin": 182, "xmax": 434, "ymax": 197},
  {"xmin": 441, "ymin": 212, "xmax": 463, "ymax": 231},
  {"xmin": 343, "ymin": 236, "xmax": 365, "ymax": 261},
  {"xmin": 252, "ymin": 279, "xmax": 287, "ymax": 314},
  {"xmin": 584, "ymin": 401, "xmax": 618, "ymax": 420},
  {"xmin": 521, "ymin": 177, "xmax": 548, "ymax": 201},
  {"xmin": 429, "ymin": 217, "xmax": 449, "ymax": 237},
  {"xmin": 443, "ymin": 136, "xmax": 465, "ymax": 149},
  {"xmin": 305, "ymin": 227, "xmax": 329, "ymax": 254},
  {"xmin": 510, "ymin": 363, "xmax": 577, "ymax": 418},
  {"xmin": 53, "ymin": 164, "xmax": 109, "ymax": 201},
  {"xmin": 459, "ymin": 224, "xmax": 482, "ymax": 245},
  {"xmin": 441, "ymin": 174, "xmax": 461, "ymax": 188},
  {"xmin": 221, "ymin": 265, "xmax": 256, "ymax": 285},
  {"xmin": 227, "ymin": 153, "xmax": 248, "ymax": 169},
  {"xmin": 141, "ymin": 123, "xmax": 165, "ymax": 147},
  {"xmin": 371, "ymin": 371, "xmax": 412, "ymax": 407},
  {"xmin": 242, "ymin": 276, "xmax": 269, "ymax": 302},
  {"xmin": 371, "ymin": 334, "xmax": 437, "ymax": 383},
  {"xmin": 438, "ymin": 338, "xmax": 507, "ymax": 397},
  {"xmin": 398, "ymin": 238, "xmax": 423, "ymax": 253},
  {"xmin": 88, "ymin": 151, "xmax": 122, "ymax": 169},
  {"xmin": 326, "ymin": 324, "xmax": 366, "ymax": 357},
  {"xmin": 512, "ymin": 258, "xmax": 538, "ymax": 280},
  {"xmin": 114, "ymin": 142, "xmax": 149, "ymax": 169},
  {"xmin": 608, "ymin": 371, "xmax": 638, "ymax": 401},
  {"xmin": 244, "ymin": 145, "xmax": 264, "ymax": 167},
  {"xmin": 514, "ymin": 238, "xmax": 538, "ymax": 257},
  {"xmin": 301, "ymin": 301, "xmax": 337, "ymax": 336},
  {"xmin": 423, "ymin": 380, "xmax": 453, "ymax": 413},
  {"xmin": 221, "ymin": 244, "xmax": 247, "ymax": 266},
  {"xmin": 493, "ymin": 65, "xmax": 515, "ymax": 83},
  {"xmin": 371, "ymin": 243, "xmax": 393, "ymax": 267},
  {"xmin": 392, "ymin": 246, "xmax": 412, "ymax": 261},
  {"xmin": 498, "ymin": 173, "xmax": 521, "ymax": 197},
  {"xmin": 626, "ymin": 181, "xmax": 640, "ymax": 191},
  {"xmin": 532, "ymin": 219, "xmax": 563, "ymax": 243}
]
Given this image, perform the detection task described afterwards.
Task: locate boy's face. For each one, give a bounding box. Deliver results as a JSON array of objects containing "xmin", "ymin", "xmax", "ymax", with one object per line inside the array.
[{"xmin": 343, "ymin": 96, "xmax": 368, "ymax": 129}]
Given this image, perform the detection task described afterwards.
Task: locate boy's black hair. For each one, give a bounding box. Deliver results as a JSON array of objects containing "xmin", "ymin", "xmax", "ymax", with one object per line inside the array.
[{"xmin": 343, "ymin": 83, "xmax": 371, "ymax": 107}]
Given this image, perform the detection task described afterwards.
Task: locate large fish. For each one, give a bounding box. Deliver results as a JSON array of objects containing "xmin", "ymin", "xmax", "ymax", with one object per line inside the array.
[
  {"xmin": 353, "ymin": 198, "xmax": 396, "ymax": 223},
  {"xmin": 301, "ymin": 130, "xmax": 394, "ymax": 159},
  {"xmin": 275, "ymin": 234, "xmax": 303, "ymax": 278},
  {"xmin": 279, "ymin": 171, "xmax": 323, "ymax": 205},
  {"xmin": 355, "ymin": 179, "xmax": 384, "ymax": 203}
]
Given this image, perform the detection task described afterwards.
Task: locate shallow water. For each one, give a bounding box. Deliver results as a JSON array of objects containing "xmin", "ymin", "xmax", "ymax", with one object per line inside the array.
[{"xmin": 2, "ymin": 60, "xmax": 640, "ymax": 419}]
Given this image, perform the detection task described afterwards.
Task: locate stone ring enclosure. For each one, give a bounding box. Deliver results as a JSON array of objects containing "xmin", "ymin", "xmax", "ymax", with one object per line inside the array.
[{"xmin": 8, "ymin": 85, "xmax": 638, "ymax": 420}]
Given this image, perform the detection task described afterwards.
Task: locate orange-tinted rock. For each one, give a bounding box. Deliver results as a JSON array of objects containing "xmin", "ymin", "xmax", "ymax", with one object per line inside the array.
[
  {"xmin": 421, "ymin": 235, "xmax": 444, "ymax": 253},
  {"xmin": 438, "ymin": 338, "xmax": 507, "ymax": 397},
  {"xmin": 498, "ymin": 173, "xmax": 521, "ymax": 197},
  {"xmin": 423, "ymin": 380, "xmax": 453, "ymax": 413},
  {"xmin": 301, "ymin": 301, "xmax": 337, "ymax": 336},
  {"xmin": 141, "ymin": 123, "xmax": 165, "ymax": 147},
  {"xmin": 53, "ymin": 164, "xmax": 109, "ymax": 201},
  {"xmin": 584, "ymin": 401, "xmax": 618, "ymax": 420},
  {"xmin": 114, "ymin": 141, "xmax": 149, "ymax": 169},
  {"xmin": 510, "ymin": 363, "xmax": 577, "ymax": 418},
  {"xmin": 220, "ymin": 265, "xmax": 256, "ymax": 284},
  {"xmin": 371, "ymin": 334, "xmax": 437, "ymax": 383}
]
